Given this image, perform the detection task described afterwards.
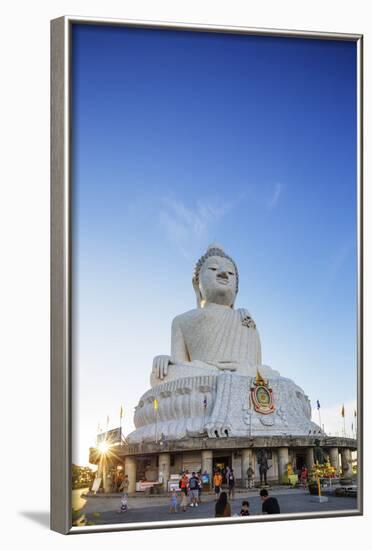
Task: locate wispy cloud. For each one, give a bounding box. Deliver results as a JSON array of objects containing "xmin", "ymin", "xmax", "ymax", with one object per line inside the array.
[
  {"xmin": 326, "ymin": 241, "xmax": 354, "ymax": 283},
  {"xmin": 267, "ymin": 182, "xmax": 283, "ymax": 210},
  {"xmin": 159, "ymin": 196, "xmax": 238, "ymax": 259}
]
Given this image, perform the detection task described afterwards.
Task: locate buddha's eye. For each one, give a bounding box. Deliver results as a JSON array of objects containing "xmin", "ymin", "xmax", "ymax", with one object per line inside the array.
[
  {"xmin": 208, "ymin": 267, "xmax": 217, "ymax": 271},
  {"xmin": 228, "ymin": 271, "xmax": 235, "ymax": 276}
]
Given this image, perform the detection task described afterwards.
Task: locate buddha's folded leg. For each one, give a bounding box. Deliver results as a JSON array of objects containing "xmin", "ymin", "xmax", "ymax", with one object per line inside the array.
[{"xmin": 150, "ymin": 361, "xmax": 219, "ymax": 387}]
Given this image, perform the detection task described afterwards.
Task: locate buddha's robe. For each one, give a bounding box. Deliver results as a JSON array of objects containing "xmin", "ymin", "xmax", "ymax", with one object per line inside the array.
[{"xmin": 171, "ymin": 303, "xmax": 261, "ymax": 373}]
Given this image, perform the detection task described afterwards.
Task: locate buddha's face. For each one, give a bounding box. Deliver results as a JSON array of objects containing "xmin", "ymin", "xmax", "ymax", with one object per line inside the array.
[{"xmin": 199, "ymin": 255, "xmax": 237, "ymax": 307}]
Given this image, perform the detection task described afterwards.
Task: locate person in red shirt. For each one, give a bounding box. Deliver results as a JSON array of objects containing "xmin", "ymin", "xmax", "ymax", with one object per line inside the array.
[
  {"xmin": 179, "ymin": 472, "xmax": 189, "ymax": 511},
  {"xmin": 300, "ymin": 465, "xmax": 308, "ymax": 489},
  {"xmin": 213, "ymin": 470, "xmax": 223, "ymax": 500}
]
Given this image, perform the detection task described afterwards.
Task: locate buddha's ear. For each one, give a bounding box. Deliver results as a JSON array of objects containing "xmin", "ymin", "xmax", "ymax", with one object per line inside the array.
[{"xmin": 192, "ymin": 277, "xmax": 203, "ymax": 308}]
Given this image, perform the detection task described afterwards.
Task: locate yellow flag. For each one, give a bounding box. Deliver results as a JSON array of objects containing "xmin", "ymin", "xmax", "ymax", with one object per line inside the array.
[
  {"xmin": 154, "ymin": 398, "xmax": 158, "ymax": 410},
  {"xmin": 341, "ymin": 404, "xmax": 345, "ymax": 417}
]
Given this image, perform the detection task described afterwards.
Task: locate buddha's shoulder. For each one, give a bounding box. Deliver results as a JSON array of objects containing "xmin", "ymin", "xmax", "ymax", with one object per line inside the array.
[{"xmin": 172, "ymin": 308, "xmax": 204, "ymax": 327}]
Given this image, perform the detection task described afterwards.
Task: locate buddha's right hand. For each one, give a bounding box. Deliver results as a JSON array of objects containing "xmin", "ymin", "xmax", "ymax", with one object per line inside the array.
[{"xmin": 152, "ymin": 355, "xmax": 172, "ymax": 380}]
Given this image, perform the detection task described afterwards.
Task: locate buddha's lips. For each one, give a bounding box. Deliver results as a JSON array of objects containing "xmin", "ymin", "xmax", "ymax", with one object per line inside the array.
[{"xmin": 216, "ymin": 278, "xmax": 229, "ymax": 285}]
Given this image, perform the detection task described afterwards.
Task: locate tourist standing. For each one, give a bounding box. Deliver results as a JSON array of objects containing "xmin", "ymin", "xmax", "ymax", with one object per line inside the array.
[
  {"xmin": 247, "ymin": 464, "xmax": 255, "ymax": 489},
  {"xmin": 215, "ymin": 491, "xmax": 231, "ymax": 517},
  {"xmin": 300, "ymin": 465, "xmax": 308, "ymax": 489},
  {"xmin": 197, "ymin": 473, "xmax": 202, "ymax": 503},
  {"xmin": 180, "ymin": 472, "xmax": 188, "ymax": 494},
  {"xmin": 213, "ymin": 470, "xmax": 223, "ymax": 500},
  {"xmin": 260, "ymin": 489, "xmax": 281, "ymax": 514},
  {"xmin": 189, "ymin": 472, "xmax": 200, "ymax": 507},
  {"xmin": 225, "ymin": 466, "xmax": 231, "ymax": 486},
  {"xmin": 180, "ymin": 472, "xmax": 189, "ymax": 511},
  {"xmin": 228, "ymin": 468, "xmax": 235, "ymax": 500},
  {"xmin": 119, "ymin": 474, "xmax": 130, "ymax": 496},
  {"xmin": 240, "ymin": 500, "xmax": 250, "ymax": 516},
  {"xmin": 180, "ymin": 488, "xmax": 189, "ymax": 511}
]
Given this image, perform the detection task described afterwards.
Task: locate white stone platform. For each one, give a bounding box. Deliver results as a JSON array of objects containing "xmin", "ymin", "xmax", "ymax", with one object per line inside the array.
[{"xmin": 128, "ymin": 371, "xmax": 322, "ymax": 444}]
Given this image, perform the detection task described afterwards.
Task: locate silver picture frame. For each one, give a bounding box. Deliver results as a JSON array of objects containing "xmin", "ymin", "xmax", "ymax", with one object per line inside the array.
[{"xmin": 51, "ymin": 15, "xmax": 363, "ymax": 534}]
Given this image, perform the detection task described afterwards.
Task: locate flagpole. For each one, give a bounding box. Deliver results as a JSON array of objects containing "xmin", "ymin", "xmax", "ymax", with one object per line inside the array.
[
  {"xmin": 203, "ymin": 395, "xmax": 207, "ymax": 429},
  {"xmin": 120, "ymin": 405, "xmax": 123, "ymax": 445},
  {"xmin": 317, "ymin": 400, "xmax": 322, "ymax": 431},
  {"xmin": 154, "ymin": 398, "xmax": 158, "ymax": 443},
  {"xmin": 354, "ymin": 410, "xmax": 357, "ymax": 438},
  {"xmin": 249, "ymin": 391, "xmax": 252, "ymax": 438},
  {"xmin": 341, "ymin": 405, "xmax": 345, "ymax": 437}
]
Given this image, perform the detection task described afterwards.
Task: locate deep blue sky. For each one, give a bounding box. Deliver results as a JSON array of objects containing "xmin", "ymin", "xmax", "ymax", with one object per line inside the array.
[{"xmin": 71, "ymin": 24, "xmax": 357, "ymax": 464}]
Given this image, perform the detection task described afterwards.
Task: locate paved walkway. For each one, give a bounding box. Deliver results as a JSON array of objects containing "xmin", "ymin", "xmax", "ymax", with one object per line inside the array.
[{"xmin": 74, "ymin": 488, "xmax": 357, "ymax": 526}]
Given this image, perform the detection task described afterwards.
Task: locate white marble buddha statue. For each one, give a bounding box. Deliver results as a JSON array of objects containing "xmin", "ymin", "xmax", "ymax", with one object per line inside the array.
[{"xmin": 150, "ymin": 244, "xmax": 279, "ymax": 387}]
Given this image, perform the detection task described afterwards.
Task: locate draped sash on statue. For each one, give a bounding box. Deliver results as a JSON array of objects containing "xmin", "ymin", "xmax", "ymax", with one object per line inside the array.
[{"xmin": 179, "ymin": 303, "xmax": 262, "ymax": 368}]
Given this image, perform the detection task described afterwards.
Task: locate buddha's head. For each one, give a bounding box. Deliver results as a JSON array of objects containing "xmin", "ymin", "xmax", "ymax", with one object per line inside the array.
[{"xmin": 193, "ymin": 244, "xmax": 239, "ymax": 308}]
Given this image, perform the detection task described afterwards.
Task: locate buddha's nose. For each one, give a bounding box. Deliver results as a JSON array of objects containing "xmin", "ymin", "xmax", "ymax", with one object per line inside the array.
[{"xmin": 218, "ymin": 271, "xmax": 229, "ymax": 279}]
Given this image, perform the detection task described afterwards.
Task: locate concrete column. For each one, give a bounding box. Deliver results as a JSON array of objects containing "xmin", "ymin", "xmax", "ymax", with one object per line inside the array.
[
  {"xmin": 97, "ymin": 457, "xmax": 112, "ymax": 493},
  {"xmin": 306, "ymin": 447, "xmax": 314, "ymax": 470},
  {"xmin": 241, "ymin": 448, "xmax": 253, "ymax": 487},
  {"xmin": 158, "ymin": 452, "xmax": 171, "ymax": 491},
  {"xmin": 341, "ymin": 448, "xmax": 353, "ymax": 477},
  {"xmin": 278, "ymin": 447, "xmax": 289, "ymax": 484},
  {"xmin": 329, "ymin": 447, "xmax": 339, "ymax": 474},
  {"xmin": 201, "ymin": 450, "xmax": 213, "ymax": 481},
  {"xmin": 124, "ymin": 456, "xmax": 137, "ymax": 494},
  {"xmin": 102, "ymin": 466, "xmax": 111, "ymax": 493}
]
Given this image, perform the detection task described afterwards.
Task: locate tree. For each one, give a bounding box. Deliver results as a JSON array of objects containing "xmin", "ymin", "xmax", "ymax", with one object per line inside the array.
[{"xmin": 72, "ymin": 464, "xmax": 95, "ymax": 489}]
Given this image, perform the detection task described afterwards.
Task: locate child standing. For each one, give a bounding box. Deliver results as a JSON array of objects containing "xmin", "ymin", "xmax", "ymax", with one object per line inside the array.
[
  {"xmin": 169, "ymin": 489, "xmax": 178, "ymax": 513},
  {"xmin": 240, "ymin": 500, "xmax": 250, "ymax": 516},
  {"xmin": 117, "ymin": 494, "xmax": 128, "ymax": 514}
]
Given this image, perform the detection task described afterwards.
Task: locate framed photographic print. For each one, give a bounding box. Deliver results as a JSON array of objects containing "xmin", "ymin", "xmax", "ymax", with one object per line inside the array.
[{"xmin": 51, "ymin": 16, "xmax": 363, "ymax": 534}]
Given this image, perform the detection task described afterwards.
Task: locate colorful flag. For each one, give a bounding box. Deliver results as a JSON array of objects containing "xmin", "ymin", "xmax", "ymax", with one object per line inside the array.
[
  {"xmin": 203, "ymin": 396, "xmax": 207, "ymax": 409},
  {"xmin": 317, "ymin": 400, "xmax": 320, "ymax": 410},
  {"xmin": 341, "ymin": 405, "xmax": 345, "ymax": 418},
  {"xmin": 154, "ymin": 398, "xmax": 158, "ymax": 410}
]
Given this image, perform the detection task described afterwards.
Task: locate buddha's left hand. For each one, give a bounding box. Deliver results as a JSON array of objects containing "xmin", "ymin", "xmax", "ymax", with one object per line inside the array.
[{"xmin": 215, "ymin": 361, "xmax": 237, "ymax": 371}]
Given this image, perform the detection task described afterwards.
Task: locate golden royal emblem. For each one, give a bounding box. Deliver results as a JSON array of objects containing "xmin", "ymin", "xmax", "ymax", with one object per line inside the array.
[{"xmin": 250, "ymin": 369, "xmax": 275, "ymax": 414}]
